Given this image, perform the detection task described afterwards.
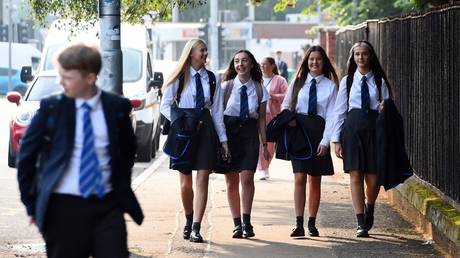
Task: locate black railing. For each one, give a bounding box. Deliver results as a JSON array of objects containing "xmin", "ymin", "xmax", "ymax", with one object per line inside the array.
[{"xmin": 336, "ymin": 4, "xmax": 460, "ymax": 203}]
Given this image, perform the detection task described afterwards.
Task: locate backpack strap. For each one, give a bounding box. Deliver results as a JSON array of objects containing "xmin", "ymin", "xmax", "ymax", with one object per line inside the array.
[
  {"xmin": 175, "ymin": 73, "xmax": 185, "ymax": 105},
  {"xmin": 223, "ymin": 79, "xmax": 234, "ymax": 110},
  {"xmin": 206, "ymin": 69, "xmax": 216, "ymax": 105}
]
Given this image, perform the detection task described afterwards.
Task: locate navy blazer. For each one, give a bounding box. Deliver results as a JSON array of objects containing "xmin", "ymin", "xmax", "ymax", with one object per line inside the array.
[
  {"xmin": 17, "ymin": 91, "xmax": 144, "ymax": 232},
  {"xmin": 376, "ymin": 99, "xmax": 413, "ymax": 190}
]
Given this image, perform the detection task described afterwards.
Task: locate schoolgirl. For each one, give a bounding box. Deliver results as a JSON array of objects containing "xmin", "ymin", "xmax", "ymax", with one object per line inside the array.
[
  {"xmin": 160, "ymin": 38, "xmax": 229, "ymax": 243},
  {"xmin": 257, "ymin": 57, "xmax": 288, "ymax": 180},
  {"xmin": 281, "ymin": 45, "xmax": 339, "ymax": 237},
  {"xmin": 331, "ymin": 40, "xmax": 393, "ymax": 237},
  {"xmin": 217, "ymin": 50, "xmax": 270, "ymax": 238}
]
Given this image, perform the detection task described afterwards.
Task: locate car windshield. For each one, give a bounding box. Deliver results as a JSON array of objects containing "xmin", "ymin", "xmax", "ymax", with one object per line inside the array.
[
  {"xmin": 44, "ymin": 46, "xmax": 142, "ymax": 82},
  {"xmin": 26, "ymin": 76, "xmax": 62, "ymax": 101}
]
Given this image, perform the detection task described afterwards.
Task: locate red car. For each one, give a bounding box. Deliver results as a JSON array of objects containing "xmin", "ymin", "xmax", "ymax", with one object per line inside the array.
[{"xmin": 7, "ymin": 70, "xmax": 141, "ymax": 168}]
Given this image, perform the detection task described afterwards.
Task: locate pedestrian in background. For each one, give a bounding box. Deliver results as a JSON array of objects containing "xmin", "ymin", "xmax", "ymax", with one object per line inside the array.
[
  {"xmin": 257, "ymin": 56, "xmax": 288, "ymax": 180},
  {"xmin": 17, "ymin": 44, "xmax": 144, "ymax": 258},
  {"xmin": 216, "ymin": 49, "xmax": 270, "ymax": 239},
  {"xmin": 331, "ymin": 40, "xmax": 393, "ymax": 237},
  {"xmin": 160, "ymin": 38, "xmax": 229, "ymax": 243},
  {"xmin": 281, "ymin": 45, "xmax": 339, "ymax": 238},
  {"xmin": 276, "ymin": 50, "xmax": 289, "ymax": 82}
]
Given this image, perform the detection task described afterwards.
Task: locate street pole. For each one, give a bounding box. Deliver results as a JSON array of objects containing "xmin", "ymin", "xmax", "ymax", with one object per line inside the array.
[
  {"xmin": 209, "ymin": 0, "xmax": 218, "ymax": 71},
  {"xmin": 7, "ymin": 0, "xmax": 12, "ymax": 92},
  {"xmin": 99, "ymin": 0, "xmax": 123, "ymax": 95}
]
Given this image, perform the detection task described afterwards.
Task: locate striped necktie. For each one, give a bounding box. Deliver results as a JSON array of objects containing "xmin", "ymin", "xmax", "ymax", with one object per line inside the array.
[
  {"xmin": 240, "ymin": 85, "xmax": 249, "ymax": 122},
  {"xmin": 79, "ymin": 102, "xmax": 104, "ymax": 198},
  {"xmin": 195, "ymin": 73, "xmax": 205, "ymax": 108},
  {"xmin": 308, "ymin": 78, "xmax": 317, "ymax": 115},
  {"xmin": 361, "ymin": 76, "xmax": 370, "ymax": 112}
]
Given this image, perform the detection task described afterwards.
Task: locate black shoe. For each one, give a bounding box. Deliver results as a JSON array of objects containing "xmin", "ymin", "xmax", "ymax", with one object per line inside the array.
[
  {"xmin": 242, "ymin": 224, "xmax": 255, "ymax": 238},
  {"xmin": 364, "ymin": 205, "xmax": 374, "ymax": 231},
  {"xmin": 290, "ymin": 227, "xmax": 305, "ymax": 237},
  {"xmin": 183, "ymin": 226, "xmax": 191, "ymax": 240},
  {"xmin": 356, "ymin": 225, "xmax": 369, "ymax": 237},
  {"xmin": 232, "ymin": 225, "xmax": 243, "ymax": 238},
  {"xmin": 308, "ymin": 226, "xmax": 319, "ymax": 237},
  {"xmin": 190, "ymin": 231, "xmax": 204, "ymax": 243}
]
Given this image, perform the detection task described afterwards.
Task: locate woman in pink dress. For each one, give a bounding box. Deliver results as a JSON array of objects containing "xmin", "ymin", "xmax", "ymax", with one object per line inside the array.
[{"xmin": 257, "ymin": 57, "xmax": 288, "ymax": 180}]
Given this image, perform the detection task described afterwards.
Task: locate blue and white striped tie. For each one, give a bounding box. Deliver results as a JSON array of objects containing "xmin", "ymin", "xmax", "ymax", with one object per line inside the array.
[{"xmin": 79, "ymin": 102, "xmax": 104, "ymax": 198}]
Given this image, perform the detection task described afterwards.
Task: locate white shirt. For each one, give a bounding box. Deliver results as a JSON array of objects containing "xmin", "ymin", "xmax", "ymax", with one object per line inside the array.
[
  {"xmin": 330, "ymin": 70, "xmax": 390, "ymax": 142},
  {"xmin": 222, "ymin": 77, "xmax": 269, "ymax": 119},
  {"xmin": 281, "ymin": 73, "xmax": 338, "ymax": 146},
  {"xmin": 160, "ymin": 66, "xmax": 227, "ymax": 142},
  {"xmin": 54, "ymin": 89, "xmax": 113, "ymax": 195}
]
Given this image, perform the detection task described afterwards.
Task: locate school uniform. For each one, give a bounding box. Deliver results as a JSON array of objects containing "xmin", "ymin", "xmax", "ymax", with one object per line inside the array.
[
  {"xmin": 281, "ymin": 73, "xmax": 337, "ymax": 175},
  {"xmin": 160, "ymin": 67, "xmax": 226, "ymax": 172},
  {"xmin": 331, "ymin": 70, "xmax": 390, "ymax": 174},
  {"xmin": 217, "ymin": 77, "xmax": 269, "ymax": 173}
]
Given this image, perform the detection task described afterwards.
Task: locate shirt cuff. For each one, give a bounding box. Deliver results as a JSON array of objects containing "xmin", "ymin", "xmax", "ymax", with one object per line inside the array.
[
  {"xmin": 320, "ymin": 138, "xmax": 330, "ymax": 147},
  {"xmin": 330, "ymin": 135, "xmax": 340, "ymax": 143},
  {"xmin": 218, "ymin": 134, "xmax": 228, "ymax": 143}
]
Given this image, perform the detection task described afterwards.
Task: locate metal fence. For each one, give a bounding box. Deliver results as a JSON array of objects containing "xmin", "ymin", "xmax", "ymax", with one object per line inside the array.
[{"xmin": 336, "ymin": 5, "xmax": 460, "ymax": 203}]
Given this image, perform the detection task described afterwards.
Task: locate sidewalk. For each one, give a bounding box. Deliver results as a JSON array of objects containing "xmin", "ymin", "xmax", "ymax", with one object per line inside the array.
[{"xmin": 127, "ymin": 154, "xmax": 442, "ymax": 258}]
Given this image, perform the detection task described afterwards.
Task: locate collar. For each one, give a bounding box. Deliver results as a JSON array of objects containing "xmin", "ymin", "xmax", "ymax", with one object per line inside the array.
[
  {"xmin": 75, "ymin": 87, "xmax": 102, "ymax": 110},
  {"xmin": 307, "ymin": 73, "xmax": 325, "ymax": 84},
  {"xmin": 190, "ymin": 66, "xmax": 208, "ymax": 80},
  {"xmin": 354, "ymin": 70, "xmax": 374, "ymax": 82},
  {"xmin": 234, "ymin": 76, "xmax": 253, "ymax": 89}
]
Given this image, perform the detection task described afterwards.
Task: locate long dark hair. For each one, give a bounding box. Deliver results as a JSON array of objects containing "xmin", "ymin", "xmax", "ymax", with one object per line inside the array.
[
  {"xmin": 346, "ymin": 40, "xmax": 394, "ymax": 99},
  {"xmin": 290, "ymin": 45, "xmax": 339, "ymax": 110},
  {"xmin": 222, "ymin": 50, "xmax": 263, "ymax": 83},
  {"xmin": 263, "ymin": 56, "xmax": 279, "ymax": 75}
]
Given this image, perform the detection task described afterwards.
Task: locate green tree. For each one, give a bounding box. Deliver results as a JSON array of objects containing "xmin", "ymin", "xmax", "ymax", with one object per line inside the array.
[
  {"xmin": 27, "ymin": 0, "xmax": 207, "ymax": 27},
  {"xmin": 251, "ymin": 0, "xmax": 454, "ymax": 25}
]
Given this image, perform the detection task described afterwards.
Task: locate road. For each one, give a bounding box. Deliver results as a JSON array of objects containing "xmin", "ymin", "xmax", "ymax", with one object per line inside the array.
[{"xmin": 0, "ymin": 97, "xmax": 156, "ymax": 257}]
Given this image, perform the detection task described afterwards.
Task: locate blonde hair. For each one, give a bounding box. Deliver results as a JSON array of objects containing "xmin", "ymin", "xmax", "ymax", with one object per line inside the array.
[{"xmin": 162, "ymin": 38, "xmax": 206, "ymax": 92}]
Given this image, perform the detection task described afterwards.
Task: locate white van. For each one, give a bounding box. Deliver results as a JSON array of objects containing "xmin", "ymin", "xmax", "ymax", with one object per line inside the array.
[{"xmin": 38, "ymin": 21, "xmax": 163, "ymax": 162}]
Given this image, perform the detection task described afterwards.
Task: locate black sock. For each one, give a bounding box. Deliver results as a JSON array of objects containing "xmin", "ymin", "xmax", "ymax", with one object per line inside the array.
[
  {"xmin": 307, "ymin": 217, "xmax": 316, "ymax": 229},
  {"xmin": 243, "ymin": 213, "xmax": 251, "ymax": 226},
  {"xmin": 192, "ymin": 222, "xmax": 201, "ymax": 232},
  {"xmin": 233, "ymin": 217, "xmax": 242, "ymax": 227},
  {"xmin": 366, "ymin": 203, "xmax": 375, "ymax": 214},
  {"xmin": 185, "ymin": 213, "xmax": 193, "ymax": 228},
  {"xmin": 296, "ymin": 216, "xmax": 304, "ymax": 228},
  {"xmin": 356, "ymin": 213, "xmax": 365, "ymax": 226}
]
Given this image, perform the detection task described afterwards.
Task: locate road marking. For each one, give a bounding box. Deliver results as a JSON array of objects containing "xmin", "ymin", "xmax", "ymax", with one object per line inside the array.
[
  {"xmin": 131, "ymin": 153, "xmax": 168, "ymax": 191},
  {"xmin": 204, "ymin": 174, "xmax": 217, "ymax": 257}
]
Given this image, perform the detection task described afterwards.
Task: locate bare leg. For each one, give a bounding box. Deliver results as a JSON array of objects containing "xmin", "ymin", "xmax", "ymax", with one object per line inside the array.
[
  {"xmin": 240, "ymin": 170, "xmax": 255, "ymax": 214},
  {"xmin": 364, "ymin": 174, "xmax": 379, "ymax": 204},
  {"xmin": 349, "ymin": 170, "xmax": 365, "ymax": 214},
  {"xmin": 225, "ymin": 172, "xmax": 241, "ymax": 218},
  {"xmin": 179, "ymin": 172, "xmax": 193, "ymax": 215},
  {"xmin": 308, "ymin": 175, "xmax": 322, "ymax": 218},
  {"xmin": 294, "ymin": 173, "xmax": 307, "ymax": 216},
  {"xmin": 193, "ymin": 170, "xmax": 210, "ymax": 223}
]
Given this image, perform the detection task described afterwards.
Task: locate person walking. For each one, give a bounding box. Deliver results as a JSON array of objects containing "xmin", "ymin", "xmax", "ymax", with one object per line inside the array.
[
  {"xmin": 276, "ymin": 50, "xmax": 289, "ymax": 82},
  {"xmin": 217, "ymin": 50, "xmax": 270, "ymax": 239},
  {"xmin": 17, "ymin": 44, "xmax": 144, "ymax": 258},
  {"xmin": 160, "ymin": 38, "xmax": 229, "ymax": 243},
  {"xmin": 331, "ymin": 40, "xmax": 393, "ymax": 237},
  {"xmin": 257, "ymin": 56, "xmax": 288, "ymax": 180}
]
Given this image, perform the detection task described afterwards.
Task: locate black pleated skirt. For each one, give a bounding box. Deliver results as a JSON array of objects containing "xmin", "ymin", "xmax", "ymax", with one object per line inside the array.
[
  {"xmin": 291, "ymin": 114, "xmax": 334, "ymax": 176},
  {"xmin": 168, "ymin": 109, "xmax": 218, "ymax": 173},
  {"xmin": 214, "ymin": 116, "xmax": 259, "ymax": 173},
  {"xmin": 341, "ymin": 109, "xmax": 378, "ymax": 174}
]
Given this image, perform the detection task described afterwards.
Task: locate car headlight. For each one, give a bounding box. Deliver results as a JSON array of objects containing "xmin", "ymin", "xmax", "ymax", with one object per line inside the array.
[{"xmin": 16, "ymin": 111, "xmax": 36, "ymax": 125}]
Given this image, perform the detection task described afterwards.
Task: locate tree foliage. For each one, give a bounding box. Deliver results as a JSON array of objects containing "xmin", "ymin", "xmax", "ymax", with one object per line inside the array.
[
  {"xmin": 250, "ymin": 0, "xmax": 455, "ymax": 25},
  {"xmin": 27, "ymin": 0, "xmax": 207, "ymax": 27}
]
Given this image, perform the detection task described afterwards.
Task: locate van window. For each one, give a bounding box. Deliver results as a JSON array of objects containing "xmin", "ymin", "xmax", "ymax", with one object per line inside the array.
[
  {"xmin": 122, "ymin": 48, "xmax": 142, "ymax": 82},
  {"xmin": 26, "ymin": 76, "xmax": 62, "ymax": 101}
]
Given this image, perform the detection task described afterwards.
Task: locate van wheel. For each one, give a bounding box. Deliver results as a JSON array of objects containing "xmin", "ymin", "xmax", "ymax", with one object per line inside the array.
[
  {"xmin": 137, "ymin": 125, "xmax": 153, "ymax": 162},
  {"xmin": 8, "ymin": 140, "xmax": 17, "ymax": 168}
]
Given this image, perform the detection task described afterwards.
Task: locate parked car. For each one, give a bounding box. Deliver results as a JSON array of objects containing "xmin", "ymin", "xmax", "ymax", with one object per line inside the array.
[
  {"xmin": 7, "ymin": 70, "xmax": 142, "ymax": 168},
  {"xmin": 36, "ymin": 20, "xmax": 163, "ymax": 162},
  {"xmin": 0, "ymin": 42, "xmax": 41, "ymax": 95}
]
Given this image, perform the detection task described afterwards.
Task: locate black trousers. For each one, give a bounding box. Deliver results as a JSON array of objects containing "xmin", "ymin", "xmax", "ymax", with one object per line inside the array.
[{"xmin": 43, "ymin": 193, "xmax": 128, "ymax": 258}]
